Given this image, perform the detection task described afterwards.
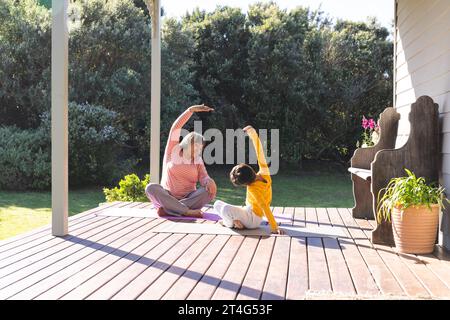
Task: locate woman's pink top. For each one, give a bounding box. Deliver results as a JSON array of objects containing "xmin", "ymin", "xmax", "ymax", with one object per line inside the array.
[{"xmin": 160, "ymin": 109, "xmax": 211, "ymax": 199}]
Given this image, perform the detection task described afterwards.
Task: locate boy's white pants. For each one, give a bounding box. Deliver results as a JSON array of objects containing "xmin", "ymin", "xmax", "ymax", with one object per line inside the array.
[{"xmin": 213, "ymin": 200, "xmax": 262, "ymax": 229}]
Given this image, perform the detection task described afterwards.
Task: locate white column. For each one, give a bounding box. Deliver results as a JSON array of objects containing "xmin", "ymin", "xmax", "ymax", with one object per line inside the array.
[
  {"xmin": 150, "ymin": 0, "xmax": 161, "ymax": 183},
  {"xmin": 51, "ymin": 0, "xmax": 69, "ymax": 236}
]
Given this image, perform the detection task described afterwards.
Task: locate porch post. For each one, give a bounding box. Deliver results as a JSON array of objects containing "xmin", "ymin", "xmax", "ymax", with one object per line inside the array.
[
  {"xmin": 51, "ymin": 0, "xmax": 69, "ymax": 236},
  {"xmin": 150, "ymin": 0, "xmax": 161, "ymax": 183}
]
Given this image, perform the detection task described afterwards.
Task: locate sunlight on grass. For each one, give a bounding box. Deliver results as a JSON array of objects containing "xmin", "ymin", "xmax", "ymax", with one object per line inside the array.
[
  {"xmin": 0, "ymin": 206, "xmax": 51, "ymax": 240},
  {"xmin": 0, "ymin": 188, "xmax": 105, "ymax": 240}
]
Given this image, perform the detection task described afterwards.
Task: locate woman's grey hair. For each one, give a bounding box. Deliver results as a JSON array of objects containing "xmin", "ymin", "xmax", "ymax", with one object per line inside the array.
[{"xmin": 179, "ymin": 131, "xmax": 205, "ymax": 150}]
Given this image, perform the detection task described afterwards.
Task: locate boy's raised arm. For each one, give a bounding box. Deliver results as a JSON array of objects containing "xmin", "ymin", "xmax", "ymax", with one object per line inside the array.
[{"xmin": 244, "ymin": 126, "xmax": 271, "ymax": 177}]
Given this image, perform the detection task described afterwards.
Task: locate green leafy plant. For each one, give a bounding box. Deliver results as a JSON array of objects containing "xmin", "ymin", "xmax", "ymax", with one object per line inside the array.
[
  {"xmin": 103, "ymin": 173, "xmax": 150, "ymax": 202},
  {"xmin": 377, "ymin": 169, "xmax": 448, "ymax": 223},
  {"xmin": 0, "ymin": 125, "xmax": 50, "ymax": 190}
]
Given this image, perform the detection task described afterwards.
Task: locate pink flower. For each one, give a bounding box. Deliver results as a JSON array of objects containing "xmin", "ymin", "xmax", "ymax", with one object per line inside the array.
[
  {"xmin": 362, "ymin": 116, "xmax": 369, "ymax": 129},
  {"xmin": 368, "ymin": 119, "xmax": 375, "ymax": 130}
]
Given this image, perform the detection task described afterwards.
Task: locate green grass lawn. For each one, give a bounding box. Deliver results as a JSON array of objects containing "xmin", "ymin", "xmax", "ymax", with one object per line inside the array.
[
  {"xmin": 210, "ymin": 165, "xmax": 354, "ymax": 208},
  {"xmin": 0, "ymin": 188, "xmax": 105, "ymax": 241},
  {"xmin": 0, "ymin": 165, "xmax": 354, "ymax": 240}
]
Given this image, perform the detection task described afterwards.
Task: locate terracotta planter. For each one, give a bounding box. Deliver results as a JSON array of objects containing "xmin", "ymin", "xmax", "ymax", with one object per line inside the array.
[{"xmin": 391, "ymin": 204, "xmax": 440, "ymax": 254}]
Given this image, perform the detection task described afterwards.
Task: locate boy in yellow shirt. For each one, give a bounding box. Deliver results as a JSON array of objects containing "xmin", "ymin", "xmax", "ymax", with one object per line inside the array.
[{"xmin": 213, "ymin": 126, "xmax": 284, "ymax": 234}]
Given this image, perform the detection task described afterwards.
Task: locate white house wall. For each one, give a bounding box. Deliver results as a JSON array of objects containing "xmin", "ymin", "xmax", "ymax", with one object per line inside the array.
[{"xmin": 396, "ymin": 0, "xmax": 450, "ymax": 249}]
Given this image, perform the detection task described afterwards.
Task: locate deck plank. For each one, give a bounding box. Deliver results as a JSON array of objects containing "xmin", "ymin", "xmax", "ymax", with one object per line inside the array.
[
  {"xmin": 211, "ymin": 236, "xmax": 260, "ymax": 300},
  {"xmin": 305, "ymin": 207, "xmax": 318, "ymax": 228},
  {"xmin": 327, "ymin": 208, "xmax": 380, "ymax": 296},
  {"xmin": 273, "ymin": 206, "xmax": 291, "ymax": 226},
  {"xmin": 337, "ymin": 208, "xmax": 405, "ymax": 296},
  {"xmin": 286, "ymin": 236, "xmax": 308, "ymax": 299},
  {"xmin": 370, "ymin": 220, "xmax": 450, "ymax": 298},
  {"xmin": 261, "ymin": 236, "xmax": 290, "ymax": 300},
  {"xmin": 137, "ymin": 235, "xmax": 216, "ymax": 300},
  {"xmin": 355, "ymin": 217, "xmax": 431, "ymax": 298},
  {"xmin": 11, "ymin": 220, "xmax": 166, "ymax": 300},
  {"xmin": 285, "ymin": 207, "xmax": 308, "ymax": 299},
  {"xmin": 187, "ymin": 236, "xmax": 244, "ymax": 300},
  {"xmin": 161, "ymin": 235, "xmax": 230, "ymax": 300},
  {"xmin": 0, "ymin": 203, "xmax": 146, "ymax": 274},
  {"xmin": 293, "ymin": 207, "xmax": 306, "ymax": 227},
  {"xmin": 0, "ymin": 201, "xmax": 123, "ymax": 250},
  {"xmin": 0, "ymin": 202, "xmax": 139, "ymax": 264},
  {"xmin": 83, "ymin": 232, "xmax": 185, "ymax": 300},
  {"xmin": 0, "ymin": 204, "xmax": 132, "ymax": 265},
  {"xmin": 306, "ymin": 208, "xmax": 332, "ymax": 293},
  {"xmin": 318, "ymin": 208, "xmax": 355, "ymax": 295},
  {"xmin": 51, "ymin": 220, "xmax": 168, "ymax": 300},
  {"xmin": 307, "ymin": 237, "xmax": 332, "ymax": 292},
  {"xmin": 2, "ymin": 203, "xmax": 449, "ymax": 300},
  {"xmin": 111, "ymin": 233, "xmax": 202, "ymax": 300},
  {"xmin": 0, "ymin": 216, "xmax": 112, "ymax": 271},
  {"xmin": 0, "ymin": 216, "xmax": 137, "ymax": 283},
  {"xmin": 396, "ymin": 252, "xmax": 450, "ymax": 297},
  {"xmin": 1, "ymin": 217, "xmax": 148, "ymax": 299},
  {"xmin": 237, "ymin": 237, "xmax": 275, "ymax": 300},
  {"xmin": 243, "ymin": 207, "xmax": 290, "ymax": 300}
]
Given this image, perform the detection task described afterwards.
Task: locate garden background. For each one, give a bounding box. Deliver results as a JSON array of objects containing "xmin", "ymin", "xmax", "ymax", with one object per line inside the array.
[{"xmin": 0, "ymin": 0, "xmax": 393, "ymax": 239}]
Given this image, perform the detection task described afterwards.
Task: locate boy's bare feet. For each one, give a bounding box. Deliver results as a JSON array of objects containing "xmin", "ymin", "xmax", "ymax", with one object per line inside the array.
[
  {"xmin": 184, "ymin": 209, "xmax": 203, "ymax": 218},
  {"xmin": 156, "ymin": 207, "xmax": 167, "ymax": 217},
  {"xmin": 233, "ymin": 220, "xmax": 244, "ymax": 229}
]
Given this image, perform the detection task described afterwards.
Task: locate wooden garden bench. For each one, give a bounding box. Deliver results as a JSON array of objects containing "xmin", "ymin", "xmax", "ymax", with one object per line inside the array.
[{"xmin": 348, "ymin": 96, "xmax": 440, "ymax": 246}]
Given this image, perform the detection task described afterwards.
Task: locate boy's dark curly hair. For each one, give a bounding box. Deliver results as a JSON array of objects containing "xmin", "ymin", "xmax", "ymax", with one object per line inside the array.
[{"xmin": 229, "ymin": 164, "xmax": 256, "ymax": 186}]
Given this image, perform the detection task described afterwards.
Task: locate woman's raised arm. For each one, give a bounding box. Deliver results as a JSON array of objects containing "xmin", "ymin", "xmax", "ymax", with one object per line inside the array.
[{"xmin": 163, "ymin": 104, "xmax": 214, "ymax": 163}]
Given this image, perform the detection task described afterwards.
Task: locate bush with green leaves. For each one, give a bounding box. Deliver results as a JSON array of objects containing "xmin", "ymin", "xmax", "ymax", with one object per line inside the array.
[
  {"xmin": 68, "ymin": 0, "xmax": 199, "ymax": 162},
  {"xmin": 1, "ymin": 0, "xmax": 394, "ymax": 184},
  {"xmin": 0, "ymin": 102, "xmax": 130, "ymax": 190},
  {"xmin": 377, "ymin": 169, "xmax": 448, "ymax": 223},
  {"xmin": 0, "ymin": 0, "xmax": 51, "ymax": 129},
  {"xmin": 0, "ymin": 126, "xmax": 50, "ymax": 190},
  {"xmin": 103, "ymin": 173, "xmax": 150, "ymax": 202},
  {"xmin": 40, "ymin": 102, "xmax": 131, "ymax": 187}
]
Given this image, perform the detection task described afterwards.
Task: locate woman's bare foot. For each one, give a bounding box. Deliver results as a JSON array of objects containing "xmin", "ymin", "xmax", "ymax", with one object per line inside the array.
[
  {"xmin": 183, "ymin": 209, "xmax": 203, "ymax": 218},
  {"xmin": 156, "ymin": 207, "xmax": 167, "ymax": 217},
  {"xmin": 233, "ymin": 220, "xmax": 244, "ymax": 229}
]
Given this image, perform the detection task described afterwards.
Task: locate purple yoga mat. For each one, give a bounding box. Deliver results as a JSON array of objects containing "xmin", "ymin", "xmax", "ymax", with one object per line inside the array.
[{"xmin": 148, "ymin": 204, "xmax": 221, "ymax": 221}]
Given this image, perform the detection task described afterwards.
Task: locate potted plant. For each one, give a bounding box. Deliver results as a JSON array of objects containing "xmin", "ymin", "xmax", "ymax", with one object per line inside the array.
[{"xmin": 377, "ymin": 169, "xmax": 448, "ymax": 254}]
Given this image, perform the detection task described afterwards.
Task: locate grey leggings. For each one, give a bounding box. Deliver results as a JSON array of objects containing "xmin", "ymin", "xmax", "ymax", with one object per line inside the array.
[{"xmin": 145, "ymin": 183, "xmax": 213, "ymax": 216}]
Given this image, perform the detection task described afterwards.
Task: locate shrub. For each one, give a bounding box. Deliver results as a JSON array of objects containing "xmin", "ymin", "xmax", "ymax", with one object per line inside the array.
[
  {"xmin": 103, "ymin": 173, "xmax": 150, "ymax": 202},
  {"xmin": 40, "ymin": 102, "xmax": 130, "ymax": 187},
  {"xmin": 0, "ymin": 126, "xmax": 51, "ymax": 190},
  {"xmin": 0, "ymin": 0, "xmax": 51, "ymax": 128}
]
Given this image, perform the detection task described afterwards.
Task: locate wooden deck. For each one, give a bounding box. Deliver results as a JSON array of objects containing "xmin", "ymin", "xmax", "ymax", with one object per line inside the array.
[{"xmin": 1, "ymin": 201, "xmax": 450, "ymax": 300}]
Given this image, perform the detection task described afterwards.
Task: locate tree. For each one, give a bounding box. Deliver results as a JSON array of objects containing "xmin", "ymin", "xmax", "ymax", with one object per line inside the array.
[
  {"xmin": 0, "ymin": 0, "xmax": 51, "ymax": 128},
  {"xmin": 183, "ymin": 6, "xmax": 250, "ymax": 130}
]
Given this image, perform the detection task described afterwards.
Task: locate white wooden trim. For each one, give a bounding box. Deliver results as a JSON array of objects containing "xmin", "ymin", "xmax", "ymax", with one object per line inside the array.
[
  {"xmin": 150, "ymin": 0, "xmax": 161, "ymax": 183},
  {"xmin": 394, "ymin": 0, "xmax": 398, "ymax": 108},
  {"xmin": 51, "ymin": 0, "xmax": 69, "ymax": 236}
]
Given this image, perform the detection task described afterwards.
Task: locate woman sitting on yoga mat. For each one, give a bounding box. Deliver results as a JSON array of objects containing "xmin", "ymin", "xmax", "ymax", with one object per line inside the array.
[
  {"xmin": 213, "ymin": 125, "xmax": 284, "ymax": 234},
  {"xmin": 145, "ymin": 104, "xmax": 217, "ymax": 218}
]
